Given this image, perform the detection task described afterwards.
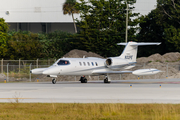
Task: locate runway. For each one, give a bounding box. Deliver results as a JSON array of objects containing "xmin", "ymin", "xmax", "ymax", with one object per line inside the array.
[{"xmin": 1, "ymin": 79, "xmax": 180, "ymax": 103}]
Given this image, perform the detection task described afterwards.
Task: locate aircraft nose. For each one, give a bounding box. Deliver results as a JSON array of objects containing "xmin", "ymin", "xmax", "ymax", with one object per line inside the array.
[
  {"xmin": 42, "ymin": 67, "xmax": 59, "ymax": 75},
  {"xmin": 42, "ymin": 70, "xmax": 50, "ymax": 75}
]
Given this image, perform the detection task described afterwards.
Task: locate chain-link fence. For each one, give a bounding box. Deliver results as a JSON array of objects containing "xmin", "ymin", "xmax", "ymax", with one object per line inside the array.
[
  {"xmin": 1, "ymin": 60, "xmax": 180, "ymax": 82},
  {"xmin": 0, "ymin": 59, "xmax": 57, "ymax": 73}
]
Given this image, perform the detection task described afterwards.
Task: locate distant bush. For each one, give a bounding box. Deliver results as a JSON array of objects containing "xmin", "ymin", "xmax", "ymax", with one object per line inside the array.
[{"xmin": 4, "ymin": 30, "xmax": 75, "ymax": 60}]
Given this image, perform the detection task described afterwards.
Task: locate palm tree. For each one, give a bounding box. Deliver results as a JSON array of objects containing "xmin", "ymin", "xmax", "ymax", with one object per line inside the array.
[{"xmin": 63, "ymin": 0, "xmax": 79, "ymax": 33}]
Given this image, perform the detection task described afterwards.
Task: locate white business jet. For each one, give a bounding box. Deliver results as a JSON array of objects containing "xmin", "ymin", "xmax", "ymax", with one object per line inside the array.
[{"xmin": 30, "ymin": 41, "xmax": 161, "ymax": 84}]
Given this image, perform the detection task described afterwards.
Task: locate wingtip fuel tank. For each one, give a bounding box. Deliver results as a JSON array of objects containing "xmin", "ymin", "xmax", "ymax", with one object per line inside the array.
[{"xmin": 132, "ymin": 69, "xmax": 161, "ymax": 76}]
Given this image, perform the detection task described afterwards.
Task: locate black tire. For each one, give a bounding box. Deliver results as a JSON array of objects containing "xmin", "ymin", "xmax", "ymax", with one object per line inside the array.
[
  {"xmin": 80, "ymin": 76, "xmax": 87, "ymax": 83},
  {"xmin": 52, "ymin": 79, "xmax": 56, "ymax": 84},
  {"xmin": 104, "ymin": 78, "xmax": 108, "ymax": 83},
  {"xmin": 84, "ymin": 79, "xmax": 87, "ymax": 83},
  {"xmin": 79, "ymin": 77, "xmax": 83, "ymax": 81}
]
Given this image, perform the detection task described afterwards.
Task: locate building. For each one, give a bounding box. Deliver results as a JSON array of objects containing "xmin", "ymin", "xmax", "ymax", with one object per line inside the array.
[
  {"xmin": 0, "ymin": 0, "xmax": 156, "ymax": 33},
  {"xmin": 0, "ymin": 0, "xmax": 79, "ymax": 33}
]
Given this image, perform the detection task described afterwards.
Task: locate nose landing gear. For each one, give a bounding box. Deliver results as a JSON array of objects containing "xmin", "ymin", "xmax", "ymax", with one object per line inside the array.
[{"xmin": 52, "ymin": 78, "xmax": 57, "ymax": 84}]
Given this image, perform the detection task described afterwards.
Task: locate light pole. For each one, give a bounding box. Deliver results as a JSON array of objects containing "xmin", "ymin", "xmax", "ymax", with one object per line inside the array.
[{"xmin": 125, "ymin": 1, "xmax": 129, "ymax": 43}]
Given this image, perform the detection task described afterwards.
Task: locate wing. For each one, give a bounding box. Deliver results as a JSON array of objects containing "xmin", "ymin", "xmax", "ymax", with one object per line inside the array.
[{"xmin": 92, "ymin": 71, "xmax": 132, "ymax": 75}]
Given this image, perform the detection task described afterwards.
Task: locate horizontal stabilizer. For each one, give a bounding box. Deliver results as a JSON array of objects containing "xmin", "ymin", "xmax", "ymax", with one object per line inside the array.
[
  {"xmin": 131, "ymin": 43, "xmax": 161, "ymax": 46},
  {"xmin": 117, "ymin": 42, "xmax": 161, "ymax": 46}
]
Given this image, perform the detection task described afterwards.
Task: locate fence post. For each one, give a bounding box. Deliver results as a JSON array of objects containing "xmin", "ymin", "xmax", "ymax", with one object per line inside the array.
[
  {"xmin": 166, "ymin": 63, "xmax": 168, "ymax": 78},
  {"xmin": 1, "ymin": 58, "xmax": 3, "ymax": 73},
  {"xmin": 19, "ymin": 59, "xmax": 21, "ymax": 73},
  {"xmin": 143, "ymin": 63, "xmax": 145, "ymax": 79},
  {"xmin": 120, "ymin": 74, "xmax": 121, "ymax": 80},
  {"xmin": 30, "ymin": 63, "xmax": 32, "ymax": 82},
  {"xmin": 36, "ymin": 59, "xmax": 39, "ymax": 68},
  {"xmin": 48, "ymin": 59, "xmax": 50, "ymax": 66},
  {"xmin": 7, "ymin": 63, "xmax": 9, "ymax": 82}
]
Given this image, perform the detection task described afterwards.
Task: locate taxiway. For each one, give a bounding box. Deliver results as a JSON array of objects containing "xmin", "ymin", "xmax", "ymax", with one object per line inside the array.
[{"xmin": 0, "ymin": 79, "xmax": 180, "ymax": 103}]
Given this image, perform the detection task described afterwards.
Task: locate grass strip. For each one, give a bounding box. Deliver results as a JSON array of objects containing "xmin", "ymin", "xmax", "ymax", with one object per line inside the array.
[{"xmin": 0, "ymin": 103, "xmax": 180, "ymax": 120}]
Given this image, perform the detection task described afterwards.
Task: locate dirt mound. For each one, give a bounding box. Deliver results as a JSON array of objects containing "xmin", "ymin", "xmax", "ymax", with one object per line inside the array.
[
  {"xmin": 163, "ymin": 52, "xmax": 180, "ymax": 62},
  {"xmin": 63, "ymin": 49, "xmax": 104, "ymax": 58},
  {"xmin": 137, "ymin": 52, "xmax": 180, "ymax": 63}
]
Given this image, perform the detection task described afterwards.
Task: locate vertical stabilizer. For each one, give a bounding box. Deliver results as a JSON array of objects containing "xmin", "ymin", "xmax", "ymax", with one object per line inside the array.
[
  {"xmin": 119, "ymin": 42, "xmax": 138, "ymax": 62},
  {"xmin": 117, "ymin": 42, "xmax": 161, "ymax": 62}
]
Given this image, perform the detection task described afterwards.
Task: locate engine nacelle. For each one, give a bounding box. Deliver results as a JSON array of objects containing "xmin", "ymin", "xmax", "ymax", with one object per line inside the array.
[{"xmin": 105, "ymin": 57, "xmax": 129, "ymax": 70}]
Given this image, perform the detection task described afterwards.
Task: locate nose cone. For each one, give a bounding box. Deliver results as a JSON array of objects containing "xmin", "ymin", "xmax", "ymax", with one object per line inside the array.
[
  {"xmin": 42, "ymin": 67, "xmax": 59, "ymax": 75},
  {"xmin": 30, "ymin": 68, "xmax": 47, "ymax": 74}
]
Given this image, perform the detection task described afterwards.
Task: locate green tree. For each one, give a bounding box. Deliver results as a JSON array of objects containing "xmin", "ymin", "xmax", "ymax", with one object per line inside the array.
[
  {"xmin": 6, "ymin": 30, "xmax": 75, "ymax": 60},
  {"xmin": 137, "ymin": 0, "xmax": 180, "ymax": 57},
  {"xmin": 40, "ymin": 30, "xmax": 75, "ymax": 58},
  {"xmin": 0, "ymin": 18, "xmax": 9, "ymax": 58},
  {"xmin": 74, "ymin": 0, "xmax": 139, "ymax": 57},
  {"xmin": 158, "ymin": 0, "xmax": 180, "ymax": 52},
  {"xmin": 63, "ymin": 0, "xmax": 79, "ymax": 33},
  {"xmin": 7, "ymin": 31, "xmax": 43, "ymax": 60}
]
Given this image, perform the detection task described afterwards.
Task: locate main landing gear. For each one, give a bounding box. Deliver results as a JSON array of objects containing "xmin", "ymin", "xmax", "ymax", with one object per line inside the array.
[
  {"xmin": 104, "ymin": 76, "xmax": 110, "ymax": 83},
  {"xmin": 79, "ymin": 76, "xmax": 87, "ymax": 83},
  {"xmin": 52, "ymin": 78, "xmax": 57, "ymax": 84}
]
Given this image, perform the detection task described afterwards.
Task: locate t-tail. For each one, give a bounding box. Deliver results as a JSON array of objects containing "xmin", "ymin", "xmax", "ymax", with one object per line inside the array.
[{"xmin": 117, "ymin": 42, "xmax": 161, "ymax": 62}]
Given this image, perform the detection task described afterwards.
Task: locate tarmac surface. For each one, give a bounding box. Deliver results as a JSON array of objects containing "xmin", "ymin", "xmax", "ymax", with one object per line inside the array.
[{"xmin": 1, "ymin": 79, "xmax": 180, "ymax": 103}]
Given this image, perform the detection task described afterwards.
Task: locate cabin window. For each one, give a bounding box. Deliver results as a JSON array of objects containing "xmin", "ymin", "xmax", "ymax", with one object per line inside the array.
[
  {"xmin": 83, "ymin": 62, "xmax": 86, "ymax": 66},
  {"xmin": 79, "ymin": 62, "xmax": 82, "ymax": 66},
  {"xmin": 57, "ymin": 60, "xmax": 70, "ymax": 65},
  {"xmin": 87, "ymin": 62, "xmax": 90, "ymax": 66},
  {"xmin": 91, "ymin": 62, "xmax": 94, "ymax": 66},
  {"xmin": 95, "ymin": 62, "xmax": 98, "ymax": 66}
]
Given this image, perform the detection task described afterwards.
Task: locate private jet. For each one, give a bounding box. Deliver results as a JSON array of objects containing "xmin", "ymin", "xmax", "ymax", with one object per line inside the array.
[{"xmin": 30, "ymin": 41, "xmax": 161, "ymax": 84}]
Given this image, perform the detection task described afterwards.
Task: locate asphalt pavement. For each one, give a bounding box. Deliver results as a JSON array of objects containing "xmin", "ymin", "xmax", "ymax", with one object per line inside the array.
[{"xmin": 0, "ymin": 79, "xmax": 180, "ymax": 103}]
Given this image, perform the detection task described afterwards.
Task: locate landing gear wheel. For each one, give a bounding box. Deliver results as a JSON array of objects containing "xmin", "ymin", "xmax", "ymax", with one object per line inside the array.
[
  {"xmin": 104, "ymin": 78, "xmax": 108, "ymax": 83},
  {"xmin": 81, "ymin": 79, "xmax": 87, "ymax": 83},
  {"xmin": 104, "ymin": 78, "xmax": 110, "ymax": 83},
  {"xmin": 52, "ymin": 78, "xmax": 56, "ymax": 84},
  {"xmin": 84, "ymin": 79, "xmax": 87, "ymax": 83},
  {"xmin": 80, "ymin": 76, "xmax": 87, "ymax": 83}
]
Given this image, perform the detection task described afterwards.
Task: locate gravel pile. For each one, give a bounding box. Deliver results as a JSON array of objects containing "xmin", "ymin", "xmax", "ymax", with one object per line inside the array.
[{"xmin": 137, "ymin": 52, "xmax": 180, "ymax": 63}]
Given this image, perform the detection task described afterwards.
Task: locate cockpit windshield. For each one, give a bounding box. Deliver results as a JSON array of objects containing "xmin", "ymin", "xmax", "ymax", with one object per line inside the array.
[{"xmin": 57, "ymin": 60, "xmax": 70, "ymax": 65}]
